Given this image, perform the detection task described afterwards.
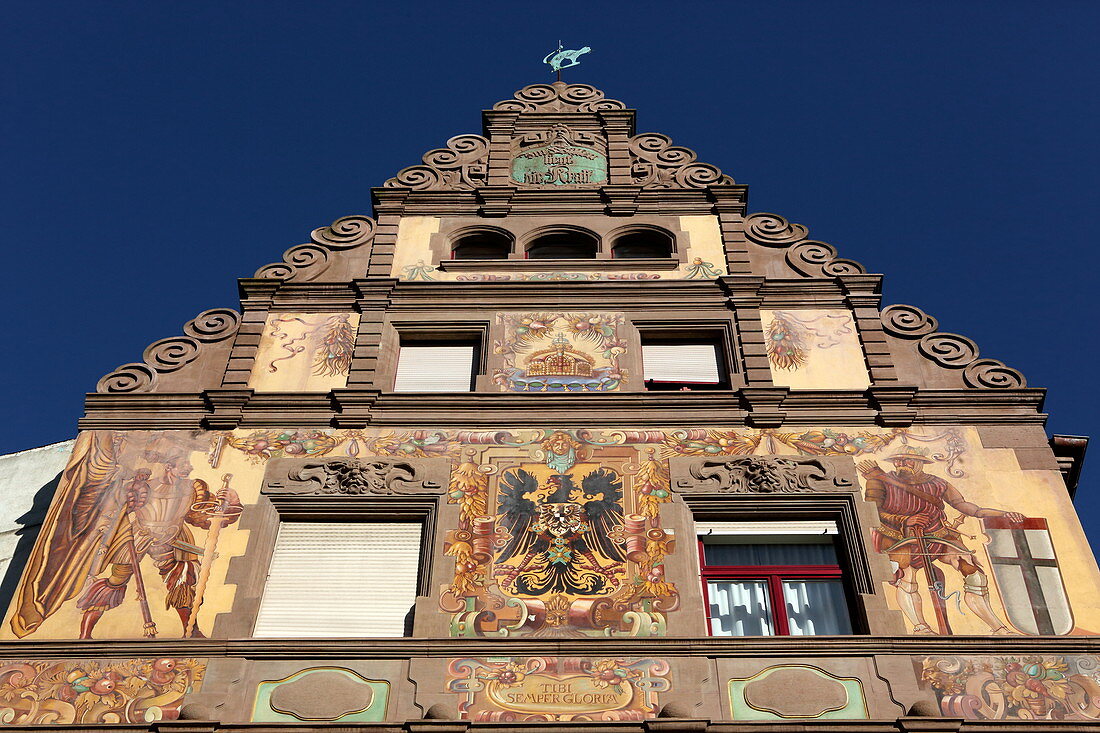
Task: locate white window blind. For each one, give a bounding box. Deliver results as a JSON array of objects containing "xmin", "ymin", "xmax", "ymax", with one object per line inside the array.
[
  {"xmin": 696, "ymin": 520, "xmax": 838, "ymax": 537},
  {"xmin": 253, "ymin": 522, "xmax": 421, "ymax": 638},
  {"xmin": 642, "ymin": 344, "xmax": 720, "ymax": 383},
  {"xmin": 394, "ymin": 345, "xmax": 474, "ymax": 392}
]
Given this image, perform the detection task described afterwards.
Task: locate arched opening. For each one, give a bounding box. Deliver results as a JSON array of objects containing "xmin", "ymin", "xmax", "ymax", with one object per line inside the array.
[
  {"xmin": 611, "ymin": 228, "xmax": 674, "ymax": 259},
  {"xmin": 451, "ymin": 229, "xmax": 512, "ymax": 259},
  {"xmin": 525, "ymin": 230, "xmax": 598, "ymax": 259}
]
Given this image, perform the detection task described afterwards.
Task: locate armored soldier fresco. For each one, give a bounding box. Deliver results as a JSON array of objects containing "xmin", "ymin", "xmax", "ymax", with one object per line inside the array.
[
  {"xmin": 859, "ymin": 447, "xmax": 1024, "ymax": 635},
  {"xmin": 9, "ymin": 431, "xmax": 241, "ymax": 639}
]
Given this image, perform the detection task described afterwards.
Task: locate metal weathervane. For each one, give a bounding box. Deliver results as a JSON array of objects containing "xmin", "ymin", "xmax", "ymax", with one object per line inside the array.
[{"xmin": 544, "ymin": 41, "xmax": 591, "ymax": 81}]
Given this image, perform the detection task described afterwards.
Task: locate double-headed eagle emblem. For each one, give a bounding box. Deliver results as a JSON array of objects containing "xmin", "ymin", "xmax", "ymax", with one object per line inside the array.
[{"xmin": 496, "ymin": 467, "xmax": 627, "ymax": 596}]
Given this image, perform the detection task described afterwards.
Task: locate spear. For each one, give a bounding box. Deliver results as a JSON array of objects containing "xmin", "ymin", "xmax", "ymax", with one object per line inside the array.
[
  {"xmin": 184, "ymin": 474, "xmax": 239, "ymax": 638},
  {"xmin": 124, "ymin": 512, "xmax": 157, "ymax": 637}
]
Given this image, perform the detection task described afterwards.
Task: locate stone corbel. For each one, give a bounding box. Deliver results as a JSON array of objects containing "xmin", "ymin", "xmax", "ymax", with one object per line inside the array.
[
  {"xmin": 476, "ymin": 186, "xmax": 516, "ymax": 217},
  {"xmin": 330, "ymin": 388, "xmax": 380, "ymax": 428},
  {"xmin": 868, "ymin": 385, "xmax": 919, "ymax": 427},
  {"xmin": 201, "ymin": 388, "xmax": 253, "ymax": 429},
  {"xmin": 672, "ymin": 455, "xmax": 856, "ymax": 494},
  {"xmin": 739, "ymin": 386, "xmax": 788, "ymax": 427},
  {"xmin": 601, "ymin": 184, "xmax": 642, "ymax": 215}
]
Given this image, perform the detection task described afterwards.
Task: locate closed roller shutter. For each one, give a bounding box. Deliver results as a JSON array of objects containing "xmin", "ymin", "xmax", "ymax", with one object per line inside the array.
[
  {"xmin": 394, "ymin": 345, "xmax": 474, "ymax": 392},
  {"xmin": 695, "ymin": 520, "xmax": 838, "ymax": 536},
  {"xmin": 642, "ymin": 344, "xmax": 720, "ymax": 384},
  {"xmin": 253, "ymin": 522, "xmax": 422, "ymax": 637}
]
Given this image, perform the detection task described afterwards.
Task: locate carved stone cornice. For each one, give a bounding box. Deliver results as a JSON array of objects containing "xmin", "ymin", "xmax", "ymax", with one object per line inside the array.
[
  {"xmin": 475, "ymin": 185, "xmax": 516, "ymax": 216},
  {"xmin": 3, "ymin": 634, "xmax": 1098, "ymax": 660},
  {"xmin": 739, "ymin": 387, "xmax": 789, "ymax": 427},
  {"xmin": 79, "ymin": 388, "xmax": 1051, "ymax": 431},
  {"xmin": 673, "ymin": 455, "xmax": 855, "ymax": 494},
  {"xmin": 253, "ymin": 215, "xmax": 376, "ymax": 282},
  {"xmin": 201, "ymin": 388, "xmax": 253, "ymax": 430},
  {"xmin": 96, "ymin": 308, "xmax": 241, "ymax": 394},
  {"xmin": 868, "ymin": 385, "xmax": 920, "ymax": 427},
  {"xmin": 881, "ymin": 304, "xmax": 1027, "ymax": 389}
]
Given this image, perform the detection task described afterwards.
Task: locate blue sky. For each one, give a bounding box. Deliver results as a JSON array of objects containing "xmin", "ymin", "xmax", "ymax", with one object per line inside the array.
[{"xmin": 2, "ymin": 1, "xmax": 1098, "ymax": 537}]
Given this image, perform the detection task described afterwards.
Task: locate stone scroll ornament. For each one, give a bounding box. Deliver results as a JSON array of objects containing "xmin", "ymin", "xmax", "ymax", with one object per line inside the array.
[
  {"xmin": 743, "ymin": 212, "xmax": 868, "ymax": 277},
  {"xmin": 881, "ymin": 304, "xmax": 1026, "ymax": 388},
  {"xmin": 628, "ymin": 133, "xmax": 733, "ymax": 188},
  {"xmin": 255, "ymin": 214, "xmax": 377, "ymax": 282},
  {"xmin": 383, "ymin": 135, "xmax": 489, "ymax": 191},
  {"xmin": 96, "ymin": 308, "xmax": 241, "ymax": 393},
  {"xmin": 675, "ymin": 456, "xmax": 853, "ymax": 493},
  {"xmin": 493, "ymin": 82, "xmax": 627, "ymax": 113},
  {"xmin": 268, "ymin": 458, "xmax": 442, "ymax": 495}
]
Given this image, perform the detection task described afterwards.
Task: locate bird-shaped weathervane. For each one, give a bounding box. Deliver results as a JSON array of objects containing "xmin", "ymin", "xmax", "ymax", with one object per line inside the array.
[{"xmin": 544, "ymin": 41, "xmax": 591, "ymax": 81}]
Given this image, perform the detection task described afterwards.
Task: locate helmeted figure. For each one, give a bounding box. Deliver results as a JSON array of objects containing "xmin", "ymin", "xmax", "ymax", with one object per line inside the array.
[
  {"xmin": 859, "ymin": 447, "xmax": 1025, "ymax": 635},
  {"xmin": 8, "ymin": 432, "xmax": 241, "ymax": 640}
]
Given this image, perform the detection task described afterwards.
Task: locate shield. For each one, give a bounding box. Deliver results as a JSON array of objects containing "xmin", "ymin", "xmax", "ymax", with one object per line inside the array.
[{"xmin": 983, "ymin": 517, "xmax": 1073, "ymax": 635}]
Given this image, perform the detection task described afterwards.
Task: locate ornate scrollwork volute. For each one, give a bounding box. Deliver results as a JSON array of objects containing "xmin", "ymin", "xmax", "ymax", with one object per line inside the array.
[
  {"xmin": 383, "ymin": 134, "xmax": 489, "ymax": 191},
  {"xmin": 880, "ymin": 304, "xmax": 939, "ymax": 338},
  {"xmin": 96, "ymin": 307, "xmax": 241, "ymax": 393},
  {"xmin": 675, "ymin": 456, "xmax": 853, "ymax": 494},
  {"xmin": 879, "ymin": 304, "xmax": 1026, "ymax": 388},
  {"xmin": 255, "ymin": 214, "xmax": 377, "ymax": 281},
  {"xmin": 744, "ymin": 212, "xmax": 809, "ymax": 247},
  {"xmin": 269, "ymin": 458, "xmax": 443, "ymax": 496},
  {"xmin": 493, "ymin": 82, "xmax": 627, "ymax": 113},
  {"xmin": 786, "ymin": 240, "xmax": 868, "ymax": 277},
  {"xmin": 628, "ymin": 133, "xmax": 733, "ymax": 188}
]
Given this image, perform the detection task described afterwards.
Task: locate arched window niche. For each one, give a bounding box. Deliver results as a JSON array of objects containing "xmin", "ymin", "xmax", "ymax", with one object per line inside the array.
[
  {"xmin": 524, "ymin": 227, "xmax": 599, "ymax": 260},
  {"xmin": 610, "ymin": 226, "xmax": 674, "ymax": 259},
  {"xmin": 450, "ymin": 228, "xmax": 513, "ymax": 259}
]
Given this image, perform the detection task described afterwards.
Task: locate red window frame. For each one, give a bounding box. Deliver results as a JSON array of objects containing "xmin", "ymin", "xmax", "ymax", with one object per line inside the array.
[{"xmin": 698, "ymin": 539, "xmax": 846, "ymax": 636}]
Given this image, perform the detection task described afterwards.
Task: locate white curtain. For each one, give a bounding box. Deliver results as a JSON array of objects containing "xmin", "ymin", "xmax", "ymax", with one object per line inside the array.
[
  {"xmin": 707, "ymin": 580, "xmax": 773, "ymax": 636},
  {"xmin": 782, "ymin": 580, "xmax": 851, "ymax": 635}
]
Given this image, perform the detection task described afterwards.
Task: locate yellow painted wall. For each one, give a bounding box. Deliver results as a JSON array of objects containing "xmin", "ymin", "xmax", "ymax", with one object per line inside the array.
[{"xmin": 761, "ymin": 309, "xmax": 870, "ymax": 390}]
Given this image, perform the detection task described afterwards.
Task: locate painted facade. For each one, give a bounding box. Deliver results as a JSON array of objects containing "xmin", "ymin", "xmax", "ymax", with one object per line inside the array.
[{"xmin": 0, "ymin": 79, "xmax": 1092, "ymax": 730}]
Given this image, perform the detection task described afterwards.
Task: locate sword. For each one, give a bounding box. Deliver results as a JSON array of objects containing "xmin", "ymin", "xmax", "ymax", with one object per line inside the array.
[
  {"xmin": 184, "ymin": 473, "xmax": 240, "ymax": 638},
  {"xmin": 912, "ymin": 527, "xmax": 952, "ymax": 635}
]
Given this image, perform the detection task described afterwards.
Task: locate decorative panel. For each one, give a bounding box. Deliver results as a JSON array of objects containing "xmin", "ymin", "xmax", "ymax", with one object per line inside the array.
[
  {"xmin": 247, "ymin": 312, "xmax": 359, "ymax": 392},
  {"xmin": 445, "ymin": 657, "xmax": 670, "ymax": 721},
  {"xmin": 761, "ymin": 309, "xmax": 869, "ymax": 390},
  {"xmin": 0, "ymin": 657, "xmax": 205, "ymax": 724},
  {"xmin": 494, "ymin": 312, "xmax": 627, "ymax": 392}
]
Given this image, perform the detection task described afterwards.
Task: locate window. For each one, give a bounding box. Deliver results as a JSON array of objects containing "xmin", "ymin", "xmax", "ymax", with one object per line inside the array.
[
  {"xmin": 253, "ymin": 522, "xmax": 422, "ymax": 637},
  {"xmin": 394, "ymin": 339, "xmax": 478, "ymax": 392},
  {"xmin": 525, "ymin": 229, "xmax": 598, "ymax": 259},
  {"xmin": 451, "ymin": 229, "xmax": 511, "ymax": 260},
  {"xmin": 698, "ymin": 521, "xmax": 853, "ymax": 636},
  {"xmin": 610, "ymin": 228, "xmax": 673, "ymax": 259},
  {"xmin": 641, "ymin": 333, "xmax": 728, "ymax": 390}
]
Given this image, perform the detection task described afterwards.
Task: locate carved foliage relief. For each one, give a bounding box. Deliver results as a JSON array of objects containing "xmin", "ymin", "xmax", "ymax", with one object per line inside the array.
[
  {"xmin": 493, "ymin": 312, "xmax": 627, "ymax": 393},
  {"xmin": 247, "ymin": 312, "xmax": 359, "ymax": 392},
  {"xmin": 760, "ymin": 309, "xmax": 870, "ymax": 390}
]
